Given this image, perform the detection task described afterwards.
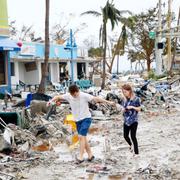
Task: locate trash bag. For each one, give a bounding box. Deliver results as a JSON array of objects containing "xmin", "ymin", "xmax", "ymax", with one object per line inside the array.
[{"xmin": 32, "ymin": 93, "xmax": 52, "ymax": 101}]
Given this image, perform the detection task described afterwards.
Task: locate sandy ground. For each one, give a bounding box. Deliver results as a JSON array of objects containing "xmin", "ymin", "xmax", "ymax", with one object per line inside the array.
[{"xmin": 20, "ymin": 110, "xmax": 180, "ymax": 180}]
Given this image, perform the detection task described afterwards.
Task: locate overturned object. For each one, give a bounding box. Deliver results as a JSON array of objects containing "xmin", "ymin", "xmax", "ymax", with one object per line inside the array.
[{"xmin": 30, "ymin": 100, "xmax": 54, "ymax": 117}]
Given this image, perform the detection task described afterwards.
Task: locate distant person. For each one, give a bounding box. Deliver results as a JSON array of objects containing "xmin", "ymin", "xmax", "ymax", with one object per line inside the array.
[
  {"xmin": 51, "ymin": 84, "xmax": 114, "ymax": 164},
  {"xmin": 120, "ymin": 84, "xmax": 141, "ymax": 156}
]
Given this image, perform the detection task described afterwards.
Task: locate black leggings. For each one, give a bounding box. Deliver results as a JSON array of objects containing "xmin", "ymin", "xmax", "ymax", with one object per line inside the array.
[{"xmin": 123, "ymin": 122, "xmax": 139, "ymax": 154}]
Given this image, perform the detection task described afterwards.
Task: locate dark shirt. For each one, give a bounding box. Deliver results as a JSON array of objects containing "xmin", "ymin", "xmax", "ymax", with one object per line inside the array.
[{"xmin": 122, "ymin": 96, "xmax": 141, "ymax": 126}]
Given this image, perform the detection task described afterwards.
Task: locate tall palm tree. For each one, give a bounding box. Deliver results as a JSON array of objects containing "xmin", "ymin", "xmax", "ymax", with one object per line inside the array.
[
  {"xmin": 38, "ymin": 0, "xmax": 50, "ymax": 93},
  {"xmin": 109, "ymin": 17, "xmax": 135, "ymax": 73},
  {"xmin": 82, "ymin": 0, "xmax": 129, "ymax": 89}
]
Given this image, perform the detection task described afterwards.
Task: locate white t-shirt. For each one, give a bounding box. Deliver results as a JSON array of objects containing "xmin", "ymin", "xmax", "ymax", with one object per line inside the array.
[{"xmin": 62, "ymin": 92, "xmax": 94, "ymax": 121}]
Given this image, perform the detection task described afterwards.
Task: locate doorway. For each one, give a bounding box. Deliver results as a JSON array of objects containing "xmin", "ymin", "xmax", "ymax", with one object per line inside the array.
[
  {"xmin": 77, "ymin": 62, "xmax": 86, "ymax": 79},
  {"xmin": 0, "ymin": 51, "xmax": 7, "ymax": 85},
  {"xmin": 59, "ymin": 62, "xmax": 68, "ymax": 81}
]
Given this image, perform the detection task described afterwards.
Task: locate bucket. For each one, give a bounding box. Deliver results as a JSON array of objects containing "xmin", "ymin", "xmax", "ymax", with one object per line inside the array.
[{"xmin": 64, "ymin": 114, "xmax": 79, "ymax": 149}]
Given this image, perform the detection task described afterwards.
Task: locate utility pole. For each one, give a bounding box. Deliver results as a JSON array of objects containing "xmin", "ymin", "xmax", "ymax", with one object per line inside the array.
[
  {"xmin": 167, "ymin": 0, "xmax": 172, "ymax": 72},
  {"xmin": 169, "ymin": 7, "xmax": 180, "ymax": 75},
  {"xmin": 156, "ymin": 0, "xmax": 163, "ymax": 75}
]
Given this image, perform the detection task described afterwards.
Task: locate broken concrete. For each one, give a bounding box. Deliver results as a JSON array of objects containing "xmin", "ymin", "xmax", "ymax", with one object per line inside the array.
[{"xmin": 0, "ymin": 76, "xmax": 180, "ymax": 179}]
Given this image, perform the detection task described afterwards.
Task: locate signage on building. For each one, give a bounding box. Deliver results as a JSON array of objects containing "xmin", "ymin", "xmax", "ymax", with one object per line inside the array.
[
  {"xmin": 20, "ymin": 45, "xmax": 36, "ymax": 56},
  {"xmin": 3, "ymin": 47, "xmax": 13, "ymax": 51}
]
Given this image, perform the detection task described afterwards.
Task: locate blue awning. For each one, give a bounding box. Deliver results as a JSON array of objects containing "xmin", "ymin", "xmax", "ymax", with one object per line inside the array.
[{"xmin": 0, "ymin": 38, "xmax": 21, "ymax": 51}]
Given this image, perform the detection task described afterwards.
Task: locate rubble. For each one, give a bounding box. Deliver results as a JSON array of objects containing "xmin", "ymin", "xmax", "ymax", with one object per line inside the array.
[
  {"xmin": 0, "ymin": 75, "xmax": 179, "ymax": 179},
  {"xmin": 30, "ymin": 100, "xmax": 52, "ymax": 117},
  {"xmin": 0, "ymin": 134, "xmax": 12, "ymax": 154}
]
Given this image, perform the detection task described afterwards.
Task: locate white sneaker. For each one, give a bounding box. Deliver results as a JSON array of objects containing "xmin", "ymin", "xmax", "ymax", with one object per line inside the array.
[
  {"xmin": 129, "ymin": 146, "xmax": 133, "ymax": 153},
  {"xmin": 133, "ymin": 154, "xmax": 140, "ymax": 158}
]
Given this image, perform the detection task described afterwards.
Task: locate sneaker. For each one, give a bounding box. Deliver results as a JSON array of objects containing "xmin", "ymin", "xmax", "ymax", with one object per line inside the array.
[
  {"xmin": 75, "ymin": 158, "xmax": 84, "ymax": 165},
  {"xmin": 133, "ymin": 154, "xmax": 139, "ymax": 158},
  {"xmin": 87, "ymin": 155, "xmax": 95, "ymax": 162},
  {"xmin": 129, "ymin": 146, "xmax": 133, "ymax": 153}
]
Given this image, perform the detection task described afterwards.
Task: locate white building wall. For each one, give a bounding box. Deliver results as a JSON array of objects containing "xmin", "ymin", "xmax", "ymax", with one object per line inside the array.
[
  {"xmin": 24, "ymin": 67, "xmax": 40, "ymax": 84},
  {"xmin": 18, "ymin": 62, "xmax": 25, "ymax": 82},
  {"xmin": 85, "ymin": 62, "xmax": 89, "ymax": 78},
  {"xmin": 74, "ymin": 62, "xmax": 77, "ymax": 81},
  {"xmin": 50, "ymin": 63, "xmax": 59, "ymax": 83},
  {"xmin": 17, "ymin": 61, "xmax": 41, "ymax": 84},
  {"xmin": 11, "ymin": 61, "xmax": 20, "ymax": 85},
  {"xmin": 11, "ymin": 61, "xmax": 41, "ymax": 86},
  {"xmin": 67, "ymin": 61, "xmax": 78, "ymax": 81},
  {"xmin": 11, "ymin": 75, "xmax": 16, "ymax": 85}
]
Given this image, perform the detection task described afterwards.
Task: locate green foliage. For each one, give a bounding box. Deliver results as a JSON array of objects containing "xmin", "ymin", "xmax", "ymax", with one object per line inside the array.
[
  {"xmin": 88, "ymin": 47, "xmax": 103, "ymax": 57},
  {"xmin": 148, "ymin": 70, "xmax": 157, "ymax": 79},
  {"xmin": 112, "ymin": 25, "xmax": 128, "ymax": 56},
  {"xmin": 128, "ymin": 50, "xmax": 146, "ymax": 62},
  {"xmin": 156, "ymin": 74, "xmax": 167, "ymax": 79},
  {"xmin": 102, "ymin": 0, "xmax": 122, "ymax": 30},
  {"xmin": 127, "ymin": 8, "xmax": 158, "ymax": 71},
  {"xmin": 148, "ymin": 70, "xmax": 167, "ymax": 80},
  {"xmin": 81, "ymin": 0, "xmax": 130, "ymax": 88}
]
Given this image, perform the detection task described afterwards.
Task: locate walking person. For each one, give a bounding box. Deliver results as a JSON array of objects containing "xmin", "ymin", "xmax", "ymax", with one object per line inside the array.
[
  {"xmin": 51, "ymin": 84, "xmax": 114, "ymax": 164},
  {"xmin": 121, "ymin": 84, "xmax": 141, "ymax": 155}
]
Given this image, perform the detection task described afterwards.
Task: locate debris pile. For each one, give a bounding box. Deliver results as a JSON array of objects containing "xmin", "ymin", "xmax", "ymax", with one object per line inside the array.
[{"xmin": 0, "ymin": 74, "xmax": 179, "ymax": 179}]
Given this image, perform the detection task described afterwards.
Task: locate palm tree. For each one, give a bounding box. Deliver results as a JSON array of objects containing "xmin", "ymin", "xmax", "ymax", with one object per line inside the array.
[
  {"xmin": 109, "ymin": 17, "xmax": 135, "ymax": 73},
  {"xmin": 38, "ymin": 0, "xmax": 50, "ymax": 93},
  {"xmin": 109, "ymin": 24, "xmax": 127, "ymax": 73},
  {"xmin": 82, "ymin": 0, "xmax": 129, "ymax": 89}
]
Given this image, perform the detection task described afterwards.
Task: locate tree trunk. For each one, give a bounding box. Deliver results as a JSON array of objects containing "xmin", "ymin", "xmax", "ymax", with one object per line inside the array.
[
  {"xmin": 147, "ymin": 57, "xmax": 151, "ymax": 72},
  {"xmin": 109, "ymin": 53, "xmax": 116, "ymax": 73},
  {"xmin": 109, "ymin": 32, "xmax": 122, "ymax": 73},
  {"xmin": 109, "ymin": 25, "xmax": 125, "ymax": 73},
  {"xmin": 37, "ymin": 0, "xmax": 50, "ymax": 94},
  {"xmin": 101, "ymin": 21, "xmax": 107, "ymax": 89}
]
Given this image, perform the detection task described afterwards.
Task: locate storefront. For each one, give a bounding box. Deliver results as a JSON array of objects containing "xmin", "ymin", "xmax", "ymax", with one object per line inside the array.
[
  {"xmin": 0, "ymin": 0, "xmax": 21, "ymax": 94},
  {"xmin": 0, "ymin": 38, "xmax": 20, "ymax": 94}
]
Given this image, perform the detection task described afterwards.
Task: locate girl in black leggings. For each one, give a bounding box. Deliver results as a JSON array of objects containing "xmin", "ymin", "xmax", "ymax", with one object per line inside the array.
[{"xmin": 121, "ymin": 84, "xmax": 141, "ymax": 155}]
